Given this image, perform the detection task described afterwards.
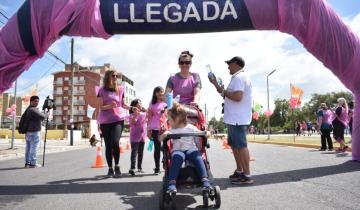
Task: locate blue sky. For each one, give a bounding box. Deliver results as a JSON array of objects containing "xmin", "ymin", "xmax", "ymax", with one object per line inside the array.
[{"xmin": 1, "ymin": 0, "xmax": 360, "ymax": 119}]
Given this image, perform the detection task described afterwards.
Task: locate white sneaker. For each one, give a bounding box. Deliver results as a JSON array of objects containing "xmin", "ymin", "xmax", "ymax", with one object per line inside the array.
[{"xmin": 29, "ymin": 163, "xmax": 42, "ymax": 168}]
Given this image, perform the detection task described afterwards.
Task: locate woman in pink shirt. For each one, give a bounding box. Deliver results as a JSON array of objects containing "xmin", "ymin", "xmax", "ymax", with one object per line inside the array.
[
  {"xmin": 147, "ymin": 86, "xmax": 167, "ymax": 174},
  {"xmin": 165, "ymin": 51, "xmax": 202, "ymax": 105},
  {"xmin": 332, "ymin": 98, "xmax": 349, "ymax": 152},
  {"xmin": 128, "ymin": 99, "xmax": 147, "ymax": 176},
  {"xmin": 97, "ymin": 70, "xmax": 135, "ymax": 178}
]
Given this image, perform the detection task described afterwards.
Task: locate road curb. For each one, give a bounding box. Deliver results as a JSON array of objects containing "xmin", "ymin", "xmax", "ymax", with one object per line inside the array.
[{"xmin": 248, "ymin": 140, "xmax": 352, "ymax": 152}]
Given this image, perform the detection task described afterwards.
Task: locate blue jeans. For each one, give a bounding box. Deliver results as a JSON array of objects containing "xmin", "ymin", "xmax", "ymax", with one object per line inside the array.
[
  {"xmin": 25, "ymin": 131, "xmax": 41, "ymax": 165},
  {"xmin": 227, "ymin": 124, "xmax": 248, "ymax": 148},
  {"xmin": 168, "ymin": 150, "xmax": 208, "ymax": 185}
]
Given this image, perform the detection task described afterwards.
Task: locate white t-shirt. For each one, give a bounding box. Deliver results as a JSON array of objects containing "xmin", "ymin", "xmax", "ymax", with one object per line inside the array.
[
  {"xmin": 170, "ymin": 124, "xmax": 199, "ymax": 151},
  {"xmin": 224, "ymin": 70, "xmax": 252, "ymax": 125}
]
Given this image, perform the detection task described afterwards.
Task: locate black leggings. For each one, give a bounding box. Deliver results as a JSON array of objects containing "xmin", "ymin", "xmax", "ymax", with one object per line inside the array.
[
  {"xmin": 332, "ymin": 118, "xmax": 345, "ymax": 141},
  {"xmin": 320, "ymin": 128, "xmax": 333, "ymax": 150},
  {"xmin": 130, "ymin": 142, "xmax": 145, "ymax": 169},
  {"xmin": 151, "ymin": 130, "xmax": 161, "ymax": 170},
  {"xmin": 100, "ymin": 121, "xmax": 124, "ymax": 167}
]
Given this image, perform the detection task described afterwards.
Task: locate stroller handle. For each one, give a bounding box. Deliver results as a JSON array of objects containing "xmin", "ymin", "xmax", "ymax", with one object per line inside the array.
[{"xmin": 163, "ymin": 131, "xmax": 207, "ymax": 141}]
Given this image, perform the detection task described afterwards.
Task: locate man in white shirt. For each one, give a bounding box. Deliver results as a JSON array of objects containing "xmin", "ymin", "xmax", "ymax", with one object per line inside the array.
[{"xmin": 209, "ymin": 56, "xmax": 253, "ymax": 184}]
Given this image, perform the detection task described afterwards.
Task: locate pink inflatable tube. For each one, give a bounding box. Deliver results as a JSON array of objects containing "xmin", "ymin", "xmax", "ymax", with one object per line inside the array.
[{"xmin": 0, "ymin": 0, "xmax": 359, "ymax": 160}]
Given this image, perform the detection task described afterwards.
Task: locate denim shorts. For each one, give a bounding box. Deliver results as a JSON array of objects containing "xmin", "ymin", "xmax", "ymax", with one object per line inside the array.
[{"xmin": 227, "ymin": 124, "xmax": 248, "ymax": 149}]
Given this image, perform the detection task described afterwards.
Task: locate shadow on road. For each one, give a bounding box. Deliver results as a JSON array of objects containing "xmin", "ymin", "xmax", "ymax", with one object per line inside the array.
[
  {"xmin": 0, "ymin": 167, "xmax": 27, "ymax": 171},
  {"xmin": 213, "ymin": 160, "xmax": 360, "ymax": 189}
]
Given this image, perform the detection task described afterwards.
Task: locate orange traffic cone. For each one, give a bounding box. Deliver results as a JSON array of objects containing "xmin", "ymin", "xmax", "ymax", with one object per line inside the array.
[
  {"xmin": 119, "ymin": 143, "xmax": 125, "ymax": 154},
  {"xmin": 126, "ymin": 141, "xmax": 130, "ymax": 150},
  {"xmin": 91, "ymin": 146, "xmax": 106, "ymax": 168},
  {"xmin": 223, "ymin": 138, "xmax": 230, "ymax": 149}
]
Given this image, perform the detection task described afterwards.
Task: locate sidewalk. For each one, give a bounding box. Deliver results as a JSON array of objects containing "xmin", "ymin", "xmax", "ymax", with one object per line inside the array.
[{"xmin": 0, "ymin": 133, "xmax": 131, "ymax": 162}]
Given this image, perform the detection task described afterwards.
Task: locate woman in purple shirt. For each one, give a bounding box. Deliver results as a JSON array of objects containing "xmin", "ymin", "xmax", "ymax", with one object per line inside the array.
[
  {"xmin": 332, "ymin": 98, "xmax": 349, "ymax": 152},
  {"xmin": 165, "ymin": 51, "xmax": 202, "ymax": 105},
  {"xmin": 97, "ymin": 70, "xmax": 135, "ymax": 177},
  {"xmin": 147, "ymin": 86, "xmax": 167, "ymax": 174}
]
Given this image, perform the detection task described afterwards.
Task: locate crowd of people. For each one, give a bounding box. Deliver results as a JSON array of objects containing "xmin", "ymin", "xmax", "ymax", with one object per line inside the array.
[{"xmin": 93, "ymin": 51, "xmax": 254, "ymax": 193}]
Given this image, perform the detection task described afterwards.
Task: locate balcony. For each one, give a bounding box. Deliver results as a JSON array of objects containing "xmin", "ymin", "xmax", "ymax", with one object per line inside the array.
[
  {"xmin": 74, "ymin": 80, "xmax": 85, "ymax": 85},
  {"xmin": 73, "ymin": 90, "xmax": 85, "ymax": 95},
  {"xmin": 54, "ymin": 90, "xmax": 63, "ymax": 95},
  {"xmin": 53, "ymin": 80, "xmax": 63, "ymax": 86}
]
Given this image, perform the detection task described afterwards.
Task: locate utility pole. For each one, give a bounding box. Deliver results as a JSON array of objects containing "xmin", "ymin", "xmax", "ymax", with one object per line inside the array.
[
  {"xmin": 266, "ymin": 69, "xmax": 277, "ymax": 140},
  {"xmin": 70, "ymin": 38, "xmax": 74, "ymax": 146},
  {"xmin": 10, "ymin": 80, "xmax": 17, "ymax": 149}
]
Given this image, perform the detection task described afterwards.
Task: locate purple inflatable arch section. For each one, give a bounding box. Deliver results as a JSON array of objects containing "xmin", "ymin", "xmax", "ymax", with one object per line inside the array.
[{"xmin": 0, "ymin": 0, "xmax": 359, "ymax": 160}]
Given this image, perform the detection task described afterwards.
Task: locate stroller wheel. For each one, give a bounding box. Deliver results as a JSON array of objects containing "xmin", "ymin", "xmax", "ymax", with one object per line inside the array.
[
  {"xmin": 203, "ymin": 190, "xmax": 209, "ymax": 207},
  {"xmin": 214, "ymin": 186, "xmax": 221, "ymax": 209}
]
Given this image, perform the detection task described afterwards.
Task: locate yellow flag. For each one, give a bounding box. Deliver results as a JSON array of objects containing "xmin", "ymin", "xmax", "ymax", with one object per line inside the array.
[{"xmin": 290, "ymin": 83, "xmax": 304, "ymax": 99}]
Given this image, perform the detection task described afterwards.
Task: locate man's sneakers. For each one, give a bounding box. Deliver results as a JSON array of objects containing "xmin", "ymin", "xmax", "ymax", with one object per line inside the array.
[
  {"xmin": 24, "ymin": 163, "xmax": 30, "ymax": 168},
  {"xmin": 29, "ymin": 163, "xmax": 42, "ymax": 168},
  {"xmin": 229, "ymin": 170, "xmax": 243, "ymax": 181},
  {"xmin": 231, "ymin": 173, "xmax": 254, "ymax": 185}
]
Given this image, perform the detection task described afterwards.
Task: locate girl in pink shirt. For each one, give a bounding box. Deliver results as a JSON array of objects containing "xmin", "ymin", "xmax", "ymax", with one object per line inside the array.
[
  {"xmin": 129, "ymin": 99, "xmax": 147, "ymax": 176},
  {"xmin": 147, "ymin": 86, "xmax": 167, "ymax": 174}
]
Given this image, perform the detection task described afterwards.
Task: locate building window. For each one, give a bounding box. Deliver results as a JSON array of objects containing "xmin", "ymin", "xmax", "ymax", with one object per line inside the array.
[
  {"xmin": 64, "ymin": 77, "xmax": 69, "ymax": 81},
  {"xmin": 78, "ymin": 116, "xmax": 83, "ymax": 121},
  {"xmin": 79, "ymin": 86, "xmax": 84, "ymax": 91},
  {"xmin": 80, "ymin": 76, "xmax": 84, "ymax": 81},
  {"xmin": 64, "ymin": 106, "xmax": 68, "ymax": 110},
  {"xmin": 64, "ymin": 86, "xmax": 68, "ymax": 90}
]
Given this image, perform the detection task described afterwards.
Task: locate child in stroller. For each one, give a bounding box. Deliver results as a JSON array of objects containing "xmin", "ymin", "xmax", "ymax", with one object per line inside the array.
[{"xmin": 159, "ymin": 102, "xmax": 221, "ymax": 208}]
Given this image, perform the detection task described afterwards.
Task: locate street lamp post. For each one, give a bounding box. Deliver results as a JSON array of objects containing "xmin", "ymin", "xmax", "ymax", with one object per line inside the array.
[
  {"xmin": 213, "ymin": 106, "xmax": 218, "ymax": 120},
  {"xmin": 267, "ymin": 69, "xmax": 277, "ymax": 140}
]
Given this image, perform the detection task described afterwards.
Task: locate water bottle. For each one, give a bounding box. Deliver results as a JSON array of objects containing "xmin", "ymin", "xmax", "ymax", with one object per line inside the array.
[
  {"xmin": 147, "ymin": 138, "xmax": 154, "ymax": 152},
  {"xmin": 166, "ymin": 92, "xmax": 173, "ymax": 109},
  {"xmin": 206, "ymin": 64, "xmax": 216, "ymax": 80},
  {"xmin": 174, "ymin": 95, "xmax": 180, "ymax": 103},
  {"xmin": 217, "ymin": 77, "xmax": 223, "ymax": 87}
]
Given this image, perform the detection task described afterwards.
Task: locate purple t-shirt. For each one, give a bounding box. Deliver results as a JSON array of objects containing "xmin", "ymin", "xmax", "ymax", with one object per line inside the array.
[
  {"xmin": 148, "ymin": 101, "xmax": 167, "ymax": 130},
  {"xmin": 130, "ymin": 112, "xmax": 147, "ymax": 142},
  {"xmin": 166, "ymin": 72, "xmax": 201, "ymax": 104},
  {"xmin": 97, "ymin": 87, "xmax": 125, "ymax": 124}
]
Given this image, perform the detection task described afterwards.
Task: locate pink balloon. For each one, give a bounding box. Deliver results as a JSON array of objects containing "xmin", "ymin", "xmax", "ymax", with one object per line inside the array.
[
  {"xmin": 264, "ymin": 109, "xmax": 273, "ymax": 118},
  {"xmin": 289, "ymin": 97, "xmax": 298, "ymax": 109},
  {"xmin": 252, "ymin": 112, "xmax": 259, "ymax": 120},
  {"xmin": 6, "ymin": 108, "xmax": 12, "ymax": 113},
  {"xmin": 11, "ymin": 104, "xmax": 16, "ymax": 110},
  {"xmin": 11, "ymin": 111, "xmax": 16, "ymax": 117}
]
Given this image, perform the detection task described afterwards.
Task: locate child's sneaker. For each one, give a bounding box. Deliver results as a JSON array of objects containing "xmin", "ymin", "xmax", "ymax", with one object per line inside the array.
[
  {"xmin": 154, "ymin": 168, "xmax": 160, "ymax": 175},
  {"xmin": 107, "ymin": 168, "xmax": 114, "ymax": 177},
  {"xmin": 129, "ymin": 169, "xmax": 135, "ymax": 176},
  {"xmin": 166, "ymin": 184, "xmax": 177, "ymax": 193},
  {"xmin": 114, "ymin": 166, "xmax": 121, "ymax": 178},
  {"xmin": 201, "ymin": 178, "xmax": 212, "ymax": 190}
]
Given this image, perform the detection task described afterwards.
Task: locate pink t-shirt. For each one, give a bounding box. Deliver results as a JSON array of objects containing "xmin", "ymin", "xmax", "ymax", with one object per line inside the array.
[
  {"xmin": 97, "ymin": 87, "xmax": 125, "ymax": 124},
  {"xmin": 148, "ymin": 101, "xmax": 167, "ymax": 130},
  {"xmin": 130, "ymin": 112, "xmax": 147, "ymax": 142},
  {"xmin": 166, "ymin": 73, "xmax": 201, "ymax": 104}
]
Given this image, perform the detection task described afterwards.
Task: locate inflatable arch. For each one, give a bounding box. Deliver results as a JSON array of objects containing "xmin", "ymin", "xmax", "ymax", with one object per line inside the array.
[{"xmin": 0, "ymin": 0, "xmax": 359, "ymax": 161}]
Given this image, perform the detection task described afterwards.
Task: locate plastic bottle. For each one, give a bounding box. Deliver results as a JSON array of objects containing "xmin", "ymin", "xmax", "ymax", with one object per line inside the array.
[
  {"xmin": 166, "ymin": 92, "xmax": 173, "ymax": 109},
  {"xmin": 147, "ymin": 138, "xmax": 154, "ymax": 152},
  {"xmin": 217, "ymin": 77, "xmax": 223, "ymax": 87},
  {"xmin": 206, "ymin": 64, "xmax": 216, "ymax": 80},
  {"xmin": 174, "ymin": 94, "xmax": 180, "ymax": 103}
]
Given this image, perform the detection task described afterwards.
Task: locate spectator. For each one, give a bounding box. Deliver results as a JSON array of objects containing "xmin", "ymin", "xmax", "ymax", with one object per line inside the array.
[
  {"xmin": 332, "ymin": 98, "xmax": 349, "ymax": 152},
  {"xmin": 24, "ymin": 96, "xmax": 46, "ymax": 168},
  {"xmin": 317, "ymin": 103, "xmax": 333, "ymax": 151},
  {"xmin": 209, "ymin": 56, "xmax": 254, "ymax": 184}
]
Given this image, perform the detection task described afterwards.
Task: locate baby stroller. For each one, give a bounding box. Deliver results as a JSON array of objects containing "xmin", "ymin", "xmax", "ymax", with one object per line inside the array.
[{"xmin": 159, "ymin": 105, "xmax": 221, "ymax": 209}]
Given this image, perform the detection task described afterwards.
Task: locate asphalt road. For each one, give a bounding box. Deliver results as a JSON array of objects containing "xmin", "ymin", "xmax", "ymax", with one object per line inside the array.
[{"xmin": 0, "ymin": 140, "xmax": 359, "ymax": 210}]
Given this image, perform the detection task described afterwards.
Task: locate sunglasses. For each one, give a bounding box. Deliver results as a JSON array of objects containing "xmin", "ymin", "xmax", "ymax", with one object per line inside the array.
[
  {"xmin": 112, "ymin": 74, "xmax": 118, "ymax": 78},
  {"xmin": 179, "ymin": 61, "xmax": 192, "ymax": 65}
]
